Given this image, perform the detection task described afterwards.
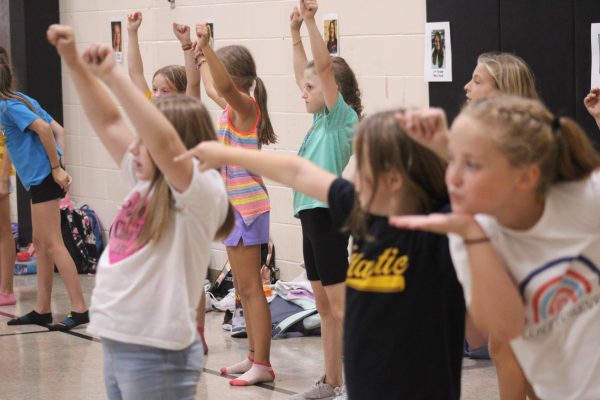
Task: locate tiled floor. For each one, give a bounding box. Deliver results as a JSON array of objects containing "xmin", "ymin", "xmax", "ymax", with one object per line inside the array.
[{"xmin": 0, "ymin": 274, "xmax": 499, "ymax": 399}]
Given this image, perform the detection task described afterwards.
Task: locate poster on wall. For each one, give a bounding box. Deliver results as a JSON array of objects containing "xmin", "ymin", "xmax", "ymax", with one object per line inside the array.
[
  {"xmin": 207, "ymin": 21, "xmax": 215, "ymax": 48},
  {"xmin": 323, "ymin": 13, "xmax": 338, "ymax": 56},
  {"xmin": 591, "ymin": 23, "xmax": 600, "ymax": 88},
  {"xmin": 424, "ymin": 22, "xmax": 452, "ymax": 82},
  {"xmin": 110, "ymin": 18, "xmax": 123, "ymax": 63}
]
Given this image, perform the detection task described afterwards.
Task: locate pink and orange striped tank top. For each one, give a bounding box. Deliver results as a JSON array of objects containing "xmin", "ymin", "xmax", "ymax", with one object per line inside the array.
[{"xmin": 217, "ymin": 98, "xmax": 270, "ymax": 226}]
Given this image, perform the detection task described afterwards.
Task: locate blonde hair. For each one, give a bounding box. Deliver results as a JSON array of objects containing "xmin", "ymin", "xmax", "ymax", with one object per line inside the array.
[
  {"xmin": 477, "ymin": 52, "xmax": 538, "ymax": 99},
  {"xmin": 131, "ymin": 96, "xmax": 234, "ymax": 246},
  {"xmin": 463, "ymin": 95, "xmax": 600, "ymax": 196},
  {"xmin": 346, "ymin": 109, "xmax": 448, "ymax": 238}
]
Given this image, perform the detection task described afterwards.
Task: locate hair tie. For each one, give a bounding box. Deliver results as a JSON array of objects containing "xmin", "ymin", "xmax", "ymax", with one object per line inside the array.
[{"xmin": 551, "ymin": 115, "xmax": 561, "ymax": 132}]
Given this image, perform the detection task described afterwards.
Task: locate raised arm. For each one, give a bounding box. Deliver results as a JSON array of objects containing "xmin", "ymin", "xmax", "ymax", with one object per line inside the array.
[
  {"xmin": 584, "ymin": 88, "xmax": 600, "ymax": 131},
  {"xmin": 127, "ymin": 12, "xmax": 151, "ymax": 96},
  {"xmin": 84, "ymin": 45, "xmax": 193, "ymax": 192},
  {"xmin": 193, "ymin": 44, "xmax": 227, "ymax": 108},
  {"xmin": 48, "ymin": 25, "xmax": 134, "ymax": 165},
  {"xmin": 301, "ymin": 0, "xmax": 338, "ymax": 111},
  {"xmin": 177, "ymin": 142, "xmax": 335, "ymax": 203},
  {"xmin": 388, "ymin": 214, "xmax": 525, "ymax": 341},
  {"xmin": 196, "ymin": 24, "xmax": 255, "ymax": 118},
  {"xmin": 173, "ymin": 23, "xmax": 200, "ymax": 98},
  {"xmin": 290, "ymin": 7, "xmax": 308, "ymax": 89}
]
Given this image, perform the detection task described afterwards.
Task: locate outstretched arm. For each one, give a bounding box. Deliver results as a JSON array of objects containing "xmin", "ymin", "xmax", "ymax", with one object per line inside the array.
[
  {"xmin": 584, "ymin": 88, "xmax": 600, "ymax": 131},
  {"xmin": 127, "ymin": 12, "xmax": 151, "ymax": 96},
  {"xmin": 196, "ymin": 23, "xmax": 253, "ymax": 117},
  {"xmin": 301, "ymin": 0, "xmax": 338, "ymax": 111},
  {"xmin": 176, "ymin": 141, "xmax": 335, "ymax": 203},
  {"xmin": 388, "ymin": 214, "xmax": 525, "ymax": 341},
  {"xmin": 173, "ymin": 23, "xmax": 200, "ymax": 98},
  {"xmin": 290, "ymin": 6, "xmax": 307, "ymax": 89},
  {"xmin": 48, "ymin": 24, "xmax": 134, "ymax": 165}
]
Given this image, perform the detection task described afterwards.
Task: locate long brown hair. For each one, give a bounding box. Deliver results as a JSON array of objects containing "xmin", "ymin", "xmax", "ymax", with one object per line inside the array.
[
  {"xmin": 0, "ymin": 46, "xmax": 36, "ymax": 112},
  {"xmin": 463, "ymin": 95, "xmax": 600, "ymax": 196},
  {"xmin": 153, "ymin": 65, "xmax": 187, "ymax": 93},
  {"xmin": 132, "ymin": 96, "xmax": 234, "ymax": 245},
  {"xmin": 345, "ymin": 109, "xmax": 448, "ymax": 238},
  {"xmin": 216, "ymin": 45, "xmax": 277, "ymax": 145},
  {"xmin": 306, "ymin": 57, "xmax": 363, "ymax": 119}
]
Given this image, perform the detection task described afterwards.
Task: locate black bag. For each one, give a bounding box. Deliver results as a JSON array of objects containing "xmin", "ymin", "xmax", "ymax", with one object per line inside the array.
[
  {"xmin": 209, "ymin": 260, "xmax": 233, "ymax": 298},
  {"xmin": 60, "ymin": 207, "xmax": 99, "ymax": 274},
  {"xmin": 260, "ymin": 240, "xmax": 279, "ymax": 284}
]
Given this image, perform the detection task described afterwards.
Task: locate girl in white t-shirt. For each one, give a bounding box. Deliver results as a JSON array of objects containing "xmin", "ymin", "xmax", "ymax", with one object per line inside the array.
[
  {"xmin": 48, "ymin": 25, "xmax": 233, "ymax": 400},
  {"xmin": 391, "ymin": 95, "xmax": 600, "ymax": 400}
]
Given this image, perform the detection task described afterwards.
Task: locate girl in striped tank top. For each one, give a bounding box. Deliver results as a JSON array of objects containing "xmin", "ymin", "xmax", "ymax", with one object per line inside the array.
[{"xmin": 196, "ymin": 23, "xmax": 278, "ymax": 386}]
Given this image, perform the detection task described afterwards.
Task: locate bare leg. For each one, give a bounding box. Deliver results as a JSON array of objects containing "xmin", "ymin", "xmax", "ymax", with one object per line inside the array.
[
  {"xmin": 0, "ymin": 195, "xmax": 16, "ymax": 296},
  {"xmin": 312, "ymin": 280, "xmax": 344, "ymax": 388},
  {"xmin": 31, "ymin": 199, "xmax": 86, "ymax": 313}
]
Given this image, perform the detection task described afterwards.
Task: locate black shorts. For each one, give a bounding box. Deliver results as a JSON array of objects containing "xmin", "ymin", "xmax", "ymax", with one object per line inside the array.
[
  {"xmin": 299, "ymin": 208, "xmax": 349, "ymax": 286},
  {"xmin": 29, "ymin": 173, "xmax": 66, "ymax": 204}
]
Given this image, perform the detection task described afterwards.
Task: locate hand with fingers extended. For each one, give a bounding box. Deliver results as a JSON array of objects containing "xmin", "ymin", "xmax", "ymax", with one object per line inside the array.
[
  {"xmin": 290, "ymin": 7, "xmax": 303, "ymax": 32},
  {"xmin": 584, "ymin": 88, "xmax": 600, "ymax": 127},
  {"xmin": 299, "ymin": 0, "xmax": 318, "ymax": 20},
  {"xmin": 388, "ymin": 212, "xmax": 481, "ymax": 239},
  {"xmin": 396, "ymin": 108, "xmax": 449, "ymax": 161},
  {"xmin": 52, "ymin": 166, "xmax": 72, "ymax": 193},
  {"xmin": 127, "ymin": 11, "xmax": 143, "ymax": 33},
  {"xmin": 173, "ymin": 22, "xmax": 192, "ymax": 45},
  {"xmin": 174, "ymin": 141, "xmax": 228, "ymax": 172},
  {"xmin": 47, "ymin": 24, "xmax": 79, "ymax": 67},
  {"xmin": 195, "ymin": 24, "xmax": 211, "ymax": 49},
  {"xmin": 82, "ymin": 44, "xmax": 116, "ymax": 79}
]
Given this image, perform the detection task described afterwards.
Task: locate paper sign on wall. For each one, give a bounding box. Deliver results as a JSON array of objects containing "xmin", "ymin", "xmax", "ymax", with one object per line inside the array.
[
  {"xmin": 591, "ymin": 23, "xmax": 600, "ymax": 89},
  {"xmin": 110, "ymin": 19, "xmax": 123, "ymax": 63},
  {"xmin": 425, "ymin": 22, "xmax": 452, "ymax": 82},
  {"xmin": 323, "ymin": 14, "xmax": 339, "ymax": 56}
]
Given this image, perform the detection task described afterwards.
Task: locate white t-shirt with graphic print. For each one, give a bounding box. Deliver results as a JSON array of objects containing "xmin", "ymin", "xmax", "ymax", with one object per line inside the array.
[
  {"xmin": 87, "ymin": 154, "xmax": 228, "ymax": 350},
  {"xmin": 449, "ymin": 169, "xmax": 600, "ymax": 400}
]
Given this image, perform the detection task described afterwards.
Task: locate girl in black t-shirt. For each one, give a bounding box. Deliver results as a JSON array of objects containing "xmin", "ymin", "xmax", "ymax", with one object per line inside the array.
[{"xmin": 178, "ymin": 109, "xmax": 466, "ymax": 399}]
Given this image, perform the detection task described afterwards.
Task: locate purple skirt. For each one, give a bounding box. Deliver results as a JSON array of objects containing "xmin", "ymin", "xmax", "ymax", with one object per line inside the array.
[{"xmin": 223, "ymin": 209, "xmax": 269, "ymax": 247}]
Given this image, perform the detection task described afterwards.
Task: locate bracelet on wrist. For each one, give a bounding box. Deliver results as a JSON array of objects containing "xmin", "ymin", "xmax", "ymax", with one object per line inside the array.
[
  {"xmin": 51, "ymin": 164, "xmax": 60, "ymax": 170},
  {"xmin": 463, "ymin": 237, "xmax": 491, "ymax": 245},
  {"xmin": 181, "ymin": 42, "xmax": 193, "ymax": 51}
]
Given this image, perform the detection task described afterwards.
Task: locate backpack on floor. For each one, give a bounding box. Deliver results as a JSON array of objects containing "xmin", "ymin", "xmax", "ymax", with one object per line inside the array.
[
  {"xmin": 60, "ymin": 207, "xmax": 99, "ymax": 274},
  {"xmin": 260, "ymin": 240, "xmax": 279, "ymax": 284},
  {"xmin": 79, "ymin": 204, "xmax": 104, "ymax": 256}
]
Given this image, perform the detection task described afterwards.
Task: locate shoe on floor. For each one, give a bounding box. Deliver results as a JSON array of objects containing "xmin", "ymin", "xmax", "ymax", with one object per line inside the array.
[
  {"xmin": 0, "ymin": 292, "xmax": 16, "ymax": 306},
  {"xmin": 289, "ymin": 375, "xmax": 337, "ymax": 400},
  {"xmin": 333, "ymin": 384, "xmax": 348, "ymax": 400}
]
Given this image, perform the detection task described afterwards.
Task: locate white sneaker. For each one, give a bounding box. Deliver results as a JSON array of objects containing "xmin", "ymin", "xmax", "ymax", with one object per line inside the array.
[
  {"xmin": 289, "ymin": 375, "xmax": 337, "ymax": 400},
  {"xmin": 333, "ymin": 384, "xmax": 348, "ymax": 400}
]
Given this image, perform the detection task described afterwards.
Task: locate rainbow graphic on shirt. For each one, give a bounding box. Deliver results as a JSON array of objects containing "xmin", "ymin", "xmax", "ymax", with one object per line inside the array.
[{"xmin": 519, "ymin": 255, "xmax": 600, "ymax": 325}]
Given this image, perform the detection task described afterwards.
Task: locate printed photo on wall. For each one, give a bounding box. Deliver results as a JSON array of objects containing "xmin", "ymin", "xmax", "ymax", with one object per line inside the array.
[
  {"xmin": 591, "ymin": 23, "xmax": 600, "ymax": 88},
  {"xmin": 207, "ymin": 21, "xmax": 215, "ymax": 48},
  {"xmin": 323, "ymin": 14, "xmax": 338, "ymax": 56},
  {"xmin": 424, "ymin": 22, "xmax": 452, "ymax": 82},
  {"xmin": 111, "ymin": 19, "xmax": 123, "ymax": 63}
]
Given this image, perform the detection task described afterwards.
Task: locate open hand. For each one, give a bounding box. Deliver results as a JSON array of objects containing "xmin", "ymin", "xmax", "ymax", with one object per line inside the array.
[{"xmin": 389, "ymin": 212, "xmax": 480, "ymax": 238}]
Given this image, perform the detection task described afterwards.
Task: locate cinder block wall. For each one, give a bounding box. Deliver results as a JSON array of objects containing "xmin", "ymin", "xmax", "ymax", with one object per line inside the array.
[{"xmin": 58, "ymin": 0, "xmax": 428, "ymax": 280}]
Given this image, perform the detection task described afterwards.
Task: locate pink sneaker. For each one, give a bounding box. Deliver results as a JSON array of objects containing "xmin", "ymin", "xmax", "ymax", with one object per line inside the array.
[{"xmin": 0, "ymin": 292, "xmax": 16, "ymax": 306}]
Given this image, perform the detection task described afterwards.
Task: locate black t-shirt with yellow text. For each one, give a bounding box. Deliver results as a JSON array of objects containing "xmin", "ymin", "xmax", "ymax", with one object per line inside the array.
[{"xmin": 328, "ymin": 178, "xmax": 465, "ymax": 400}]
